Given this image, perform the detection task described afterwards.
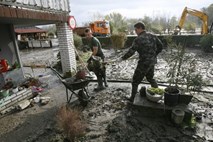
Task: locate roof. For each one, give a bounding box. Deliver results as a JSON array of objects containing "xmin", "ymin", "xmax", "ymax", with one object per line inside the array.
[{"xmin": 15, "ymin": 27, "xmax": 47, "ymax": 34}]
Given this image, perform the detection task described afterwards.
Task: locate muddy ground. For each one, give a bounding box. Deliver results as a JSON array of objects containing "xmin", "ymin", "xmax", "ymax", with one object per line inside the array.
[{"xmin": 0, "ymin": 47, "xmax": 213, "ymax": 142}]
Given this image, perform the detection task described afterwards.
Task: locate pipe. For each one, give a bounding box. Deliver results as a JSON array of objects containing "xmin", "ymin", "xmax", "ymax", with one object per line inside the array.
[{"xmin": 89, "ymin": 79, "xmax": 213, "ymax": 94}]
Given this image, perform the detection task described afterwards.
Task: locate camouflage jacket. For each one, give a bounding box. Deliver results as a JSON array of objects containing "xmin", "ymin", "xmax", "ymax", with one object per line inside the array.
[{"xmin": 122, "ymin": 31, "xmax": 163, "ymax": 64}]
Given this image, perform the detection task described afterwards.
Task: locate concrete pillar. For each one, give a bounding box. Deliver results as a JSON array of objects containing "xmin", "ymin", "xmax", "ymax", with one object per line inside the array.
[{"xmin": 56, "ymin": 22, "xmax": 76, "ymax": 74}]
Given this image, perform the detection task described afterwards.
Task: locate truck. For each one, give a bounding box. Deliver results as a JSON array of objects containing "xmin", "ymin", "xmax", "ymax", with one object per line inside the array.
[
  {"xmin": 174, "ymin": 7, "xmax": 213, "ymax": 35},
  {"xmin": 73, "ymin": 20, "xmax": 110, "ymax": 37}
]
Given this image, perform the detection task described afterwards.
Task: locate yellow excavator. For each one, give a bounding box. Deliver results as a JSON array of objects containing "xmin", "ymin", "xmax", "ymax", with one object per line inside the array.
[{"xmin": 174, "ymin": 7, "xmax": 212, "ymax": 35}]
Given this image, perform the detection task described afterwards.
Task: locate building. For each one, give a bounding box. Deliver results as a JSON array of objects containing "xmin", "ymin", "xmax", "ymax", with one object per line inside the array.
[{"xmin": 0, "ymin": 0, "xmax": 76, "ymax": 113}]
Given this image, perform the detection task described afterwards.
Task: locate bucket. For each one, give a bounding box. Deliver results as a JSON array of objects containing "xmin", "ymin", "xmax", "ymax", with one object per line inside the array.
[
  {"xmin": 171, "ymin": 108, "xmax": 185, "ymax": 125},
  {"xmin": 139, "ymin": 86, "xmax": 146, "ymax": 97},
  {"xmin": 0, "ymin": 59, "xmax": 8, "ymax": 72},
  {"xmin": 164, "ymin": 87, "xmax": 180, "ymax": 106}
]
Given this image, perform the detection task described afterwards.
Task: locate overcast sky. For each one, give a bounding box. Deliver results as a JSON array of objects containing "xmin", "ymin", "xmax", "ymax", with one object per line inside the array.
[{"xmin": 70, "ymin": 0, "xmax": 213, "ymax": 26}]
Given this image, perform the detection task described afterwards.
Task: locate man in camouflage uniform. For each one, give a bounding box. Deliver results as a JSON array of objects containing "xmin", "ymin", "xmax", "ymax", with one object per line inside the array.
[
  {"xmin": 85, "ymin": 28, "xmax": 108, "ymax": 91},
  {"xmin": 120, "ymin": 22, "xmax": 163, "ymax": 102}
]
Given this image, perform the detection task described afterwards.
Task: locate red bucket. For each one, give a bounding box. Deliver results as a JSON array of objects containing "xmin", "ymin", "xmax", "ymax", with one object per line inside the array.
[{"xmin": 0, "ymin": 59, "xmax": 8, "ymax": 72}]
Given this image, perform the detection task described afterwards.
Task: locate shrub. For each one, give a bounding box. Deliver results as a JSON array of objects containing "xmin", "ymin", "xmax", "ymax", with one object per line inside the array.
[
  {"xmin": 200, "ymin": 34, "xmax": 213, "ymax": 53},
  {"xmin": 73, "ymin": 33, "xmax": 83, "ymax": 49},
  {"xmin": 57, "ymin": 105, "xmax": 87, "ymax": 142},
  {"xmin": 110, "ymin": 32, "xmax": 127, "ymax": 52}
]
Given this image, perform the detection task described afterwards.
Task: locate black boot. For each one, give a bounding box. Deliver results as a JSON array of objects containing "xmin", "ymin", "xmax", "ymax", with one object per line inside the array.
[
  {"xmin": 103, "ymin": 69, "xmax": 108, "ymax": 87},
  {"xmin": 104, "ymin": 79, "xmax": 108, "ymax": 87},
  {"xmin": 126, "ymin": 85, "xmax": 138, "ymax": 102},
  {"xmin": 94, "ymin": 76, "xmax": 105, "ymax": 91}
]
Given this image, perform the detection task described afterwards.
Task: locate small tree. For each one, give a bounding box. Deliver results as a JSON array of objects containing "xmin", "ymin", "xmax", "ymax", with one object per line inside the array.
[{"xmin": 164, "ymin": 36, "xmax": 206, "ymax": 93}]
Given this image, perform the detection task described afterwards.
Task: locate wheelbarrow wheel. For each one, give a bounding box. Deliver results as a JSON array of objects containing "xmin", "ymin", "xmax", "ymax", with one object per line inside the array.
[
  {"xmin": 79, "ymin": 99, "xmax": 88, "ymax": 107},
  {"xmin": 77, "ymin": 89, "xmax": 90, "ymax": 106}
]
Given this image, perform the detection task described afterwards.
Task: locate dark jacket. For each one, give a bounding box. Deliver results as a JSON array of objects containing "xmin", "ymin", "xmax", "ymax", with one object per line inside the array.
[{"xmin": 122, "ymin": 31, "xmax": 163, "ymax": 64}]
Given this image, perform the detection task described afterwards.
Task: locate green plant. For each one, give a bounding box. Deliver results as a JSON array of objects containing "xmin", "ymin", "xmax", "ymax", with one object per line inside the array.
[
  {"xmin": 165, "ymin": 40, "xmax": 185, "ymax": 87},
  {"xmin": 200, "ymin": 34, "xmax": 213, "ymax": 53},
  {"xmin": 57, "ymin": 105, "xmax": 87, "ymax": 142},
  {"xmin": 147, "ymin": 87, "xmax": 164, "ymax": 95},
  {"xmin": 73, "ymin": 33, "xmax": 83, "ymax": 49},
  {"xmin": 110, "ymin": 32, "xmax": 127, "ymax": 52},
  {"xmin": 165, "ymin": 36, "xmax": 206, "ymax": 93},
  {"xmin": 77, "ymin": 51, "xmax": 91, "ymax": 64}
]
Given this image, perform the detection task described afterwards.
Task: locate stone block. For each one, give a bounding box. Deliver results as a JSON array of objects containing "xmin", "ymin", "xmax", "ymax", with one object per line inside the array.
[{"xmin": 133, "ymin": 93, "xmax": 193, "ymax": 123}]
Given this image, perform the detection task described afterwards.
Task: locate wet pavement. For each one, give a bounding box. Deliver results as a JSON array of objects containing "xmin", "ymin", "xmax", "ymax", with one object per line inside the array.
[{"xmin": 0, "ymin": 47, "xmax": 212, "ymax": 142}]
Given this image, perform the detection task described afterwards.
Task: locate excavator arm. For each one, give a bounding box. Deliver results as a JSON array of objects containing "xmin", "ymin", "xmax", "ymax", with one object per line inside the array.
[{"xmin": 174, "ymin": 7, "xmax": 208, "ymax": 35}]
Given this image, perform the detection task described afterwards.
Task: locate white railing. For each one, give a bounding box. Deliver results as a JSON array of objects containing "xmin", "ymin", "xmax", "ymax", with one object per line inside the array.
[{"xmin": 0, "ymin": 0, "xmax": 70, "ymax": 13}]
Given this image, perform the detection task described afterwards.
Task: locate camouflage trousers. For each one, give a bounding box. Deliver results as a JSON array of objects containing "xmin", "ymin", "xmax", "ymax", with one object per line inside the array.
[{"xmin": 132, "ymin": 62, "xmax": 158, "ymax": 92}]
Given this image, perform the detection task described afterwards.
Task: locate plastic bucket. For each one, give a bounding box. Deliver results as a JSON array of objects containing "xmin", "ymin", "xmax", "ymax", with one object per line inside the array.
[{"xmin": 0, "ymin": 59, "xmax": 8, "ymax": 72}]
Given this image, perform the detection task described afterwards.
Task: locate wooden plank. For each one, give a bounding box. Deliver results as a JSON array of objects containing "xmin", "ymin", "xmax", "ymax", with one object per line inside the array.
[
  {"xmin": 0, "ymin": 0, "xmax": 70, "ymax": 12},
  {"xmin": 41, "ymin": 12, "xmax": 46, "ymax": 20},
  {"xmin": 16, "ymin": 9, "xmax": 23, "ymax": 18},
  {"xmin": 40, "ymin": 12, "xmax": 45, "ymax": 20},
  {"xmin": 30, "ymin": 11, "xmax": 36, "ymax": 19},
  {"xmin": 23, "ymin": 9, "xmax": 30, "ymax": 18},
  {"xmin": 53, "ymin": 14, "xmax": 57, "ymax": 20},
  {"xmin": 3, "ymin": 7, "xmax": 11, "ymax": 18},
  {"xmin": 10, "ymin": 8, "xmax": 17, "ymax": 18},
  {"xmin": 0, "ymin": 6, "xmax": 68, "ymax": 22},
  {"xmin": 0, "ymin": 7, "xmax": 4, "ymax": 17}
]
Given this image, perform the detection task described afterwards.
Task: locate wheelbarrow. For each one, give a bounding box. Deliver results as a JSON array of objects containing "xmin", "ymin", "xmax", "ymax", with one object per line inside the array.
[{"xmin": 50, "ymin": 67, "xmax": 91, "ymax": 105}]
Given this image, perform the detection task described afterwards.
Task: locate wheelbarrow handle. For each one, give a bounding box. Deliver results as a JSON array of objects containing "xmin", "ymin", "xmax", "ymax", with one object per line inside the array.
[{"xmin": 50, "ymin": 66, "xmax": 64, "ymax": 79}]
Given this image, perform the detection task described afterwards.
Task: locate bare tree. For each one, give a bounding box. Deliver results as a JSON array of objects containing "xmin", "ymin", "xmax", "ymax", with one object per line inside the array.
[{"xmin": 90, "ymin": 12, "xmax": 105, "ymax": 21}]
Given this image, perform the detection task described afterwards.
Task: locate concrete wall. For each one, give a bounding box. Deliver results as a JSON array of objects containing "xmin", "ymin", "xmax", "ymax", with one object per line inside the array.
[
  {"xmin": 0, "ymin": 24, "xmax": 17, "ymax": 64},
  {"xmin": 0, "ymin": 24, "xmax": 24, "ymax": 88},
  {"xmin": 82, "ymin": 35, "xmax": 204, "ymax": 49},
  {"xmin": 0, "ymin": 24, "xmax": 31, "ymax": 114}
]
